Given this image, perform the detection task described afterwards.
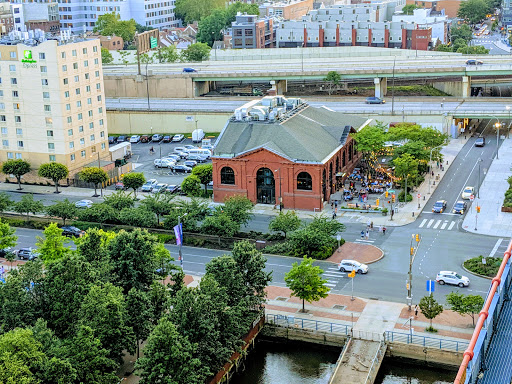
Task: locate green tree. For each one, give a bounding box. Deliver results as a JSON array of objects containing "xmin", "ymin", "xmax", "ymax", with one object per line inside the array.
[
  {"xmin": 65, "ymin": 325, "xmax": 118, "ymax": 384},
  {"xmin": 393, "ymin": 141, "xmax": 430, "ymax": 162},
  {"xmin": 14, "ymin": 194, "xmax": 44, "ymax": 221},
  {"xmin": 45, "ymin": 199, "xmax": 77, "ymax": 226},
  {"xmin": 453, "ymin": 37, "xmax": 469, "ymax": 51},
  {"xmin": 269, "ymin": 211, "xmax": 301, "ymax": 238},
  {"xmin": 175, "ymin": 0, "xmax": 224, "ymax": 24},
  {"xmin": 223, "ymin": 195, "xmax": 253, "ymax": 226},
  {"xmin": 393, "ymin": 152, "xmax": 419, "ymax": 186},
  {"xmin": 102, "ymin": 190, "xmax": 135, "ymax": 210},
  {"xmin": 287, "ymin": 226, "xmax": 338, "ymax": 259},
  {"xmin": 181, "ymin": 174, "xmax": 202, "ymax": 196},
  {"xmin": 79, "ymin": 283, "xmax": 135, "ymax": 363},
  {"xmin": 35, "ymin": 223, "xmax": 71, "ymax": 263},
  {"xmin": 148, "ymin": 280, "xmax": 171, "ymax": 324},
  {"xmin": 101, "ymin": 47, "xmax": 113, "ymax": 64},
  {"xmin": 324, "ymin": 71, "xmax": 341, "ymax": 95},
  {"xmin": 1, "ymin": 159, "xmax": 31, "ymax": 190},
  {"xmin": 458, "ymin": 0, "xmax": 488, "ymax": 24},
  {"xmin": 79, "ymin": 167, "xmax": 108, "ymax": 197},
  {"xmin": 200, "ymin": 212, "xmax": 239, "ymax": 237},
  {"xmin": 119, "ymin": 207, "xmax": 157, "ymax": 227},
  {"xmin": 351, "ymin": 123, "xmax": 387, "ymax": 163},
  {"xmin": 446, "ymin": 292, "xmax": 484, "ymax": 326},
  {"xmin": 108, "ymin": 229, "xmax": 158, "ymax": 293},
  {"xmin": 197, "ymin": 9, "xmax": 227, "ymax": 47},
  {"xmin": 77, "ymin": 203, "xmax": 117, "ymax": 224},
  {"xmin": 135, "ymin": 317, "xmax": 207, "ymax": 384},
  {"xmin": 456, "ymin": 45, "xmax": 490, "ymax": 54},
  {"xmin": 0, "ymin": 192, "xmax": 12, "ymax": 213},
  {"xmin": 157, "ymin": 45, "xmax": 179, "ymax": 63},
  {"xmin": 181, "ymin": 42, "xmax": 211, "ymax": 62},
  {"xmin": 419, "ymin": 294, "xmax": 444, "ymax": 331},
  {"xmin": 285, "ymin": 256, "xmax": 329, "ymax": 312},
  {"xmin": 93, "ymin": 12, "xmax": 136, "ymax": 43},
  {"xmin": 119, "ymin": 50, "xmax": 131, "ymax": 66},
  {"xmin": 435, "ymin": 44, "xmax": 454, "ymax": 52},
  {"xmin": 126, "ymin": 288, "xmax": 153, "ymax": 359},
  {"xmin": 122, "ymin": 172, "xmax": 146, "ymax": 198},
  {"xmin": 0, "ymin": 219, "xmax": 17, "ymax": 253},
  {"xmin": 192, "ymin": 163, "xmax": 213, "ymax": 196},
  {"xmin": 38, "ymin": 163, "xmax": 69, "ymax": 194},
  {"xmin": 75, "ymin": 228, "xmax": 115, "ymax": 282},
  {"xmin": 450, "ymin": 24, "xmax": 473, "ymax": 43},
  {"xmin": 402, "ymin": 4, "xmax": 419, "ymax": 14},
  {"xmin": 140, "ymin": 52, "xmax": 154, "ymax": 65},
  {"xmin": 141, "ymin": 193, "xmax": 174, "ymax": 224}
]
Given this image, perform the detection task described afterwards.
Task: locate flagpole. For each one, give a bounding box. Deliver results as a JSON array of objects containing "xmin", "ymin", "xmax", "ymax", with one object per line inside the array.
[{"xmin": 178, "ymin": 215, "xmax": 183, "ymax": 266}]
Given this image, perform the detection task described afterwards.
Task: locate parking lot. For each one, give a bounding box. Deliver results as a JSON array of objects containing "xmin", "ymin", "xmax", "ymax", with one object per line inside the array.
[{"xmin": 109, "ymin": 135, "xmax": 216, "ymax": 190}]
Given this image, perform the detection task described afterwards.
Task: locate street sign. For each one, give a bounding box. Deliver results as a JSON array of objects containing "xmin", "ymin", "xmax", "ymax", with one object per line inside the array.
[
  {"xmin": 417, "ymin": 193, "xmax": 421, "ymax": 199},
  {"xmin": 426, "ymin": 280, "xmax": 435, "ymax": 293},
  {"xmin": 150, "ymin": 37, "xmax": 157, "ymax": 49},
  {"xmin": 470, "ymin": 195, "xmax": 475, "ymax": 201}
]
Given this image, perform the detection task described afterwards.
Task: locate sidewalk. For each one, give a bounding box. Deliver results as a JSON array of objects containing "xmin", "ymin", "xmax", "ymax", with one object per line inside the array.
[{"xmin": 462, "ymin": 135, "xmax": 512, "ymax": 236}]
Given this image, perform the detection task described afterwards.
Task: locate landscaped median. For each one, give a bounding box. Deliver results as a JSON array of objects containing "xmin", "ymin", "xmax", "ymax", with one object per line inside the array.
[{"xmin": 463, "ymin": 255, "xmax": 501, "ymax": 279}]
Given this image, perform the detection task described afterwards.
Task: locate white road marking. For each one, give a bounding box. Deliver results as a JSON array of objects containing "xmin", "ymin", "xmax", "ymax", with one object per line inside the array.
[
  {"xmin": 433, "ymin": 220, "xmax": 442, "ymax": 229},
  {"xmin": 489, "ymin": 238, "xmax": 504, "ymax": 258},
  {"xmin": 419, "ymin": 219, "xmax": 427, "ymax": 228},
  {"xmin": 448, "ymin": 221, "xmax": 456, "ymax": 230},
  {"xmin": 427, "ymin": 219, "xmax": 435, "ymax": 228},
  {"xmin": 441, "ymin": 222, "xmax": 448, "ymax": 229}
]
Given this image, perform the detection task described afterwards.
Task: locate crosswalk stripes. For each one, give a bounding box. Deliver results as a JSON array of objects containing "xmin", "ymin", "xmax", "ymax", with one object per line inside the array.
[
  {"xmin": 419, "ymin": 218, "xmax": 458, "ymax": 231},
  {"xmin": 323, "ymin": 267, "xmax": 346, "ymax": 289},
  {"xmin": 355, "ymin": 238, "xmax": 375, "ymax": 244}
]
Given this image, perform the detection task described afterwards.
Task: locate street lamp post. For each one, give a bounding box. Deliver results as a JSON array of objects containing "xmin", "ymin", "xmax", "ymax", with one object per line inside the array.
[
  {"xmin": 145, "ymin": 61, "xmax": 151, "ymax": 111},
  {"xmin": 428, "ymin": 144, "xmax": 444, "ymax": 194},
  {"xmin": 274, "ymin": 169, "xmax": 282, "ymax": 211},
  {"xmin": 490, "ymin": 115, "xmax": 501, "ymax": 159},
  {"xmin": 177, "ymin": 213, "xmax": 188, "ymax": 267},
  {"xmin": 477, "ymin": 157, "xmax": 482, "ymax": 198}
]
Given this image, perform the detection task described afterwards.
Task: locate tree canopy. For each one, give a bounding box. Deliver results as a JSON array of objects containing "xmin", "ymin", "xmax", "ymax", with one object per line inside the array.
[
  {"xmin": 181, "ymin": 43, "xmax": 211, "ymax": 62},
  {"xmin": 93, "ymin": 12, "xmax": 136, "ymax": 43},
  {"xmin": 38, "ymin": 163, "xmax": 69, "ymax": 194},
  {"xmin": 79, "ymin": 167, "xmax": 108, "ymax": 197},
  {"xmin": 1, "ymin": 159, "xmax": 31, "ymax": 190},
  {"xmin": 458, "ymin": 0, "xmax": 489, "ymax": 24},
  {"xmin": 122, "ymin": 172, "xmax": 146, "ymax": 197}
]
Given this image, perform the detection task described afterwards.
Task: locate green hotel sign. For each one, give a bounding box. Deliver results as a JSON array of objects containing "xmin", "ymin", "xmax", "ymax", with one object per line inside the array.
[{"xmin": 21, "ymin": 50, "xmax": 36, "ymax": 64}]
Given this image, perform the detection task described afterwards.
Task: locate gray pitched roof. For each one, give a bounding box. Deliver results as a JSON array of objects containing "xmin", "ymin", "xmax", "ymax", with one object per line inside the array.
[{"xmin": 214, "ymin": 106, "xmax": 369, "ymax": 163}]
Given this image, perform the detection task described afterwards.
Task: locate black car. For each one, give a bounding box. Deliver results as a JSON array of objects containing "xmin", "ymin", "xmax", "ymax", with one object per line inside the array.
[
  {"xmin": 108, "ymin": 136, "xmax": 118, "ymax": 145},
  {"xmin": 452, "ymin": 201, "xmax": 468, "ymax": 214},
  {"xmin": 171, "ymin": 165, "xmax": 192, "ymax": 173},
  {"xmin": 152, "ymin": 134, "xmax": 163, "ymax": 142},
  {"xmin": 164, "ymin": 184, "xmax": 179, "ymax": 194},
  {"xmin": 466, "ymin": 59, "xmax": 483, "ymax": 65},
  {"xmin": 117, "ymin": 135, "xmax": 127, "ymax": 142},
  {"xmin": 432, "ymin": 200, "xmax": 447, "ymax": 213},
  {"xmin": 475, "ymin": 137, "xmax": 485, "ymax": 147},
  {"xmin": 162, "ymin": 135, "xmax": 171, "ymax": 143},
  {"xmin": 61, "ymin": 226, "xmax": 85, "ymax": 238},
  {"xmin": 0, "ymin": 248, "xmax": 12, "ymax": 257},
  {"xmin": 17, "ymin": 248, "xmax": 39, "ymax": 261}
]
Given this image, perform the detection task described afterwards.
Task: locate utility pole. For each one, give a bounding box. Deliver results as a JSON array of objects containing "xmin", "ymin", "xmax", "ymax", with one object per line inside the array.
[
  {"xmin": 408, "ymin": 233, "xmax": 421, "ymax": 311},
  {"xmin": 177, "ymin": 213, "xmax": 187, "ymax": 266},
  {"xmin": 391, "ymin": 56, "xmax": 396, "ymax": 116},
  {"xmin": 477, "ymin": 158, "xmax": 482, "ymax": 198}
]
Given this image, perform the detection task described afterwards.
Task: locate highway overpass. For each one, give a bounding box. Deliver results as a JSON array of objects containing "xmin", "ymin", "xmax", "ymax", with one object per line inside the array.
[{"xmin": 103, "ymin": 47, "xmax": 512, "ymax": 99}]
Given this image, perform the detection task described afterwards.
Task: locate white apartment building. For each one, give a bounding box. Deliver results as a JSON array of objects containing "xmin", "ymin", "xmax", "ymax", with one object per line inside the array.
[
  {"xmin": 0, "ymin": 34, "xmax": 109, "ymax": 178},
  {"xmin": 392, "ymin": 8, "xmax": 448, "ymax": 44},
  {"xmin": 10, "ymin": 0, "xmax": 178, "ymax": 33}
]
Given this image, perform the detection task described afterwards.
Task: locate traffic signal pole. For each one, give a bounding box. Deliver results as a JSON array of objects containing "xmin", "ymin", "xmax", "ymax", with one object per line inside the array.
[{"xmin": 407, "ymin": 234, "xmax": 421, "ymax": 311}]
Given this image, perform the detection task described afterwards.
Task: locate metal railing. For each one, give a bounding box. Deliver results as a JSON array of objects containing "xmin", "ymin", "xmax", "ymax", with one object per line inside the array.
[
  {"xmin": 265, "ymin": 314, "xmax": 351, "ymax": 336},
  {"xmin": 385, "ymin": 331, "xmax": 469, "ymax": 352},
  {"xmin": 364, "ymin": 340, "xmax": 388, "ymax": 384}
]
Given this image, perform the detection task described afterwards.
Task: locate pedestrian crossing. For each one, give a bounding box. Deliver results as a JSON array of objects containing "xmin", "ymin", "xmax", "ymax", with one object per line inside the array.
[
  {"xmin": 323, "ymin": 266, "xmax": 345, "ymax": 288},
  {"xmin": 418, "ymin": 218, "xmax": 458, "ymax": 231}
]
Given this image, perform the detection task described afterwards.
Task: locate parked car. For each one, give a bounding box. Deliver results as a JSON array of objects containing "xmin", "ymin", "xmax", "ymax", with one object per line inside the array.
[
  {"xmin": 141, "ymin": 179, "xmax": 158, "ymax": 192},
  {"xmin": 466, "ymin": 59, "xmax": 483, "ymax": 65},
  {"xmin": 162, "ymin": 135, "xmax": 172, "ymax": 143},
  {"xmin": 130, "ymin": 135, "xmax": 141, "ymax": 143},
  {"xmin": 117, "ymin": 135, "xmax": 127, "ymax": 142},
  {"xmin": 202, "ymin": 144, "xmax": 214, "ymax": 151},
  {"xmin": 171, "ymin": 164, "xmax": 192, "ymax": 173},
  {"xmin": 183, "ymin": 145, "xmax": 196, "ymax": 150},
  {"xmin": 436, "ymin": 271, "xmax": 470, "ymax": 287},
  {"xmin": 75, "ymin": 199, "xmax": 93, "ymax": 209},
  {"xmin": 461, "ymin": 186, "xmax": 474, "ymax": 200},
  {"xmin": 183, "ymin": 67, "xmax": 197, "ymax": 73},
  {"xmin": 140, "ymin": 135, "xmax": 150, "ymax": 143},
  {"xmin": 187, "ymin": 154, "xmax": 208, "ymax": 163},
  {"xmin": 17, "ymin": 248, "xmax": 39, "ymax": 261},
  {"xmin": 174, "ymin": 146, "xmax": 189, "ymax": 153},
  {"xmin": 172, "ymin": 134, "xmax": 185, "ymax": 142},
  {"xmin": 108, "ymin": 136, "xmax": 118, "ymax": 145},
  {"xmin": 432, "ymin": 200, "xmax": 447, "ymax": 213},
  {"xmin": 164, "ymin": 154, "xmax": 181, "ymax": 162},
  {"xmin": 184, "ymin": 160, "xmax": 197, "ymax": 168},
  {"xmin": 338, "ymin": 260, "xmax": 369, "ymax": 274},
  {"xmin": 0, "ymin": 248, "xmax": 13, "ymax": 257},
  {"xmin": 61, "ymin": 226, "xmax": 85, "ymax": 238},
  {"xmin": 475, "ymin": 137, "xmax": 485, "ymax": 147},
  {"xmin": 452, "ymin": 200, "xmax": 468, "ymax": 215},
  {"xmin": 115, "ymin": 182, "xmax": 126, "ymax": 190},
  {"xmin": 365, "ymin": 97, "xmax": 385, "ymax": 104},
  {"xmin": 152, "ymin": 183, "xmax": 168, "ymax": 193},
  {"xmin": 165, "ymin": 185, "xmax": 179, "ymax": 194},
  {"xmin": 152, "ymin": 134, "xmax": 163, "ymax": 142},
  {"xmin": 154, "ymin": 158, "xmax": 174, "ymax": 168}
]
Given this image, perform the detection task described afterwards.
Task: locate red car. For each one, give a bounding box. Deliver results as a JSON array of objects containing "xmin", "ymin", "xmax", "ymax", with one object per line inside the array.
[
  {"xmin": 140, "ymin": 135, "xmax": 150, "ymax": 143},
  {"xmin": 115, "ymin": 182, "xmax": 126, "ymax": 190}
]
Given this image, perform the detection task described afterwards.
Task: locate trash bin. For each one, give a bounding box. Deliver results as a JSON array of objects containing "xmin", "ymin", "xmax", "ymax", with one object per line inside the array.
[{"xmin": 255, "ymin": 240, "xmax": 266, "ymax": 250}]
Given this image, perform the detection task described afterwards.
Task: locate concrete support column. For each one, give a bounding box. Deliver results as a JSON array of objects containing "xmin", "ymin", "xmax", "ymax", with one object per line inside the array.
[
  {"xmin": 374, "ymin": 77, "xmax": 387, "ymax": 98},
  {"xmin": 462, "ymin": 76, "xmax": 471, "ymax": 98},
  {"xmin": 269, "ymin": 80, "xmax": 287, "ymax": 95}
]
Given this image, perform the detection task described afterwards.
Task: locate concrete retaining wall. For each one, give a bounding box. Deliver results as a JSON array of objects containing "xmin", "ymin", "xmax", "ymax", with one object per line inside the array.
[
  {"xmin": 386, "ymin": 342, "xmax": 463, "ymax": 367},
  {"xmin": 261, "ymin": 324, "xmax": 347, "ymax": 347}
]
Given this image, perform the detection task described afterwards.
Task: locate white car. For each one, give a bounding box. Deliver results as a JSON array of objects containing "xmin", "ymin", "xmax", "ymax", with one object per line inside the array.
[
  {"xmin": 338, "ymin": 260, "xmax": 369, "ymax": 274},
  {"xmin": 153, "ymin": 158, "xmax": 174, "ymax": 168},
  {"xmin": 436, "ymin": 271, "xmax": 470, "ymax": 287},
  {"xmin": 141, "ymin": 179, "xmax": 158, "ymax": 192},
  {"xmin": 164, "ymin": 154, "xmax": 181, "ymax": 162},
  {"xmin": 75, "ymin": 199, "xmax": 93, "ymax": 208},
  {"xmin": 172, "ymin": 134, "xmax": 184, "ymax": 142},
  {"xmin": 152, "ymin": 183, "xmax": 168, "ymax": 193},
  {"xmin": 129, "ymin": 135, "xmax": 141, "ymax": 143},
  {"xmin": 461, "ymin": 186, "xmax": 474, "ymax": 200},
  {"xmin": 173, "ymin": 146, "xmax": 190, "ymax": 154}
]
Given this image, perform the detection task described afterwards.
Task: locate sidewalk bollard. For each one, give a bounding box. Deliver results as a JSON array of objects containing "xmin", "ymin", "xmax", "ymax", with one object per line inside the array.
[
  {"xmin": 423, "ymin": 196, "xmax": 426, "ymax": 200},
  {"xmin": 412, "ymin": 212, "xmax": 415, "ymax": 217},
  {"xmin": 433, "ymin": 181, "xmax": 435, "ymax": 185}
]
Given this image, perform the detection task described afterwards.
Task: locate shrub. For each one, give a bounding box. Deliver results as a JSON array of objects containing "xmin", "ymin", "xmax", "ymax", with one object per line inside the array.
[
  {"xmin": 119, "ymin": 207, "xmax": 157, "ymax": 228},
  {"xmin": 464, "ymin": 256, "xmax": 502, "ymax": 277},
  {"xmin": 155, "ymin": 233, "xmax": 176, "ymax": 243},
  {"xmin": 398, "ymin": 191, "xmax": 413, "ymax": 202},
  {"xmin": 71, "ymin": 221, "xmax": 104, "ymax": 231}
]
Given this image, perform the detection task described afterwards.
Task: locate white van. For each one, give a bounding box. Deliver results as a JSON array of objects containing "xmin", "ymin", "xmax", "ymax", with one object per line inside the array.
[{"xmin": 187, "ymin": 148, "xmax": 211, "ymax": 158}]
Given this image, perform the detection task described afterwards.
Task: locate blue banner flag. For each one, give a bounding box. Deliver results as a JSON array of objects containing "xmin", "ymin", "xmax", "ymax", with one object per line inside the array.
[{"xmin": 174, "ymin": 223, "xmax": 183, "ymax": 245}]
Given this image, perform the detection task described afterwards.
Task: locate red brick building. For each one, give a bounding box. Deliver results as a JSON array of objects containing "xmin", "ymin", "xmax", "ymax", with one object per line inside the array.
[{"xmin": 212, "ymin": 98, "xmax": 371, "ymax": 211}]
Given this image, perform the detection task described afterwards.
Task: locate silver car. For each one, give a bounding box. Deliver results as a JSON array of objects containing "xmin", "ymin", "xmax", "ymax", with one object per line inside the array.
[
  {"xmin": 436, "ymin": 271, "xmax": 470, "ymax": 287},
  {"xmin": 338, "ymin": 260, "xmax": 369, "ymax": 274}
]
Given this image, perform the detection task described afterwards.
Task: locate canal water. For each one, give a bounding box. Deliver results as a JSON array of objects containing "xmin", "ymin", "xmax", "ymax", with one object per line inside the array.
[{"xmin": 231, "ymin": 339, "xmax": 457, "ymax": 384}]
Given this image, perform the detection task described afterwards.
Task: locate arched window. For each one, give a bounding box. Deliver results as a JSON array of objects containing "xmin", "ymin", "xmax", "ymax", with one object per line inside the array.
[
  {"xmin": 297, "ymin": 171, "xmax": 312, "ymax": 190},
  {"xmin": 220, "ymin": 167, "xmax": 235, "ymax": 185}
]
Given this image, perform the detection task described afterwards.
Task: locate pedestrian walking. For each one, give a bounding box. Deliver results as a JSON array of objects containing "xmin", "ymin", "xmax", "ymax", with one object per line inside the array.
[
  {"xmin": 334, "ymin": 200, "xmax": 338, "ymax": 208},
  {"xmin": 414, "ymin": 305, "xmax": 419, "ymax": 317},
  {"xmin": 332, "ymin": 211, "xmax": 336, "ymax": 219},
  {"xmin": 431, "ymin": 171, "xmax": 434, "ymax": 177},
  {"xmin": 365, "ymin": 230, "xmax": 369, "ymax": 240},
  {"xmin": 382, "ymin": 226, "xmax": 387, "ymax": 235},
  {"xmin": 360, "ymin": 230, "xmax": 365, "ymax": 239},
  {"xmin": 331, "ymin": 202, "xmax": 334, "ymax": 209},
  {"xmin": 367, "ymin": 219, "xmax": 371, "ymax": 228},
  {"xmin": 370, "ymin": 221, "xmax": 374, "ymax": 229}
]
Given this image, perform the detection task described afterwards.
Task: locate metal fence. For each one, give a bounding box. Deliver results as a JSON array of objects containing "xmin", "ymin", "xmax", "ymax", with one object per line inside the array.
[
  {"xmin": 265, "ymin": 314, "xmax": 351, "ymax": 336},
  {"xmin": 385, "ymin": 330, "xmax": 469, "ymax": 353}
]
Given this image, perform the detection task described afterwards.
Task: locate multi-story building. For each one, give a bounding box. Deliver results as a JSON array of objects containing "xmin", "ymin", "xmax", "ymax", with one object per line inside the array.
[
  {"xmin": 259, "ymin": 0, "xmax": 314, "ymax": 20},
  {"xmin": 10, "ymin": 0, "xmax": 178, "ymax": 33},
  {"xmin": 405, "ymin": 0, "xmax": 463, "ymax": 18},
  {"xmin": 231, "ymin": 13, "xmax": 277, "ymax": 49},
  {"xmin": 0, "ymin": 33, "xmax": 109, "ymax": 179},
  {"xmin": 392, "ymin": 8, "xmax": 448, "ymax": 44},
  {"xmin": 502, "ymin": 0, "xmax": 512, "ymax": 27},
  {"xmin": 11, "ymin": 3, "xmax": 60, "ymax": 33},
  {"xmin": 0, "ymin": 3, "xmax": 14, "ymax": 35}
]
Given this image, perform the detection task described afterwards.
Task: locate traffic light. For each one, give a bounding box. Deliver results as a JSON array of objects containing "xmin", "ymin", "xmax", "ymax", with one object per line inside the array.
[
  {"xmin": 392, "ymin": 194, "xmax": 396, "ymax": 203},
  {"xmin": 477, "ymin": 206, "xmax": 481, "ymax": 213},
  {"xmin": 348, "ymin": 270, "xmax": 356, "ymax": 278},
  {"xmin": 406, "ymin": 283, "xmax": 410, "ymax": 290},
  {"xmin": 416, "ymin": 234, "xmax": 420, "ymax": 242},
  {"xmin": 410, "ymin": 247, "xmax": 414, "ymax": 255},
  {"xmin": 385, "ymin": 191, "xmax": 389, "ymax": 198},
  {"xmin": 376, "ymin": 198, "xmax": 380, "ymax": 206}
]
